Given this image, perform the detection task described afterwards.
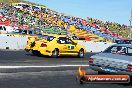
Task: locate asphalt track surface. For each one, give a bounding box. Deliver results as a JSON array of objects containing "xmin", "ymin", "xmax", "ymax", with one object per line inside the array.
[{"xmin": 0, "ymin": 50, "xmax": 131, "ymax": 88}]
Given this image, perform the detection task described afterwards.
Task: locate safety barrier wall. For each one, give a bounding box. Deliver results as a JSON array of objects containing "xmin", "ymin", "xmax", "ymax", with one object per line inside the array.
[
  {"xmin": 0, "ymin": 35, "xmax": 28, "ymax": 50},
  {"xmin": 78, "ymin": 41, "xmax": 116, "ymax": 52},
  {"xmin": 0, "ymin": 35, "xmax": 115, "ymax": 52}
]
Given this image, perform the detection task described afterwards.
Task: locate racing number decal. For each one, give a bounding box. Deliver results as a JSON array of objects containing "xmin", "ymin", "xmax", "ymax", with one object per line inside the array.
[{"xmin": 68, "ymin": 46, "xmax": 74, "ymax": 49}]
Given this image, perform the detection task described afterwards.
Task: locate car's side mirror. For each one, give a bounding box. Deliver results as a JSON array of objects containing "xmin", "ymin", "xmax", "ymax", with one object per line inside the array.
[{"xmin": 57, "ymin": 40, "xmax": 60, "ymax": 44}]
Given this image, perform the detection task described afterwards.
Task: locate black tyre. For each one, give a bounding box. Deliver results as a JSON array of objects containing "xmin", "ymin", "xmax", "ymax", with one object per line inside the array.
[
  {"xmin": 78, "ymin": 49, "xmax": 84, "ymax": 58},
  {"xmin": 25, "ymin": 49, "xmax": 30, "ymax": 52},
  {"xmin": 32, "ymin": 50, "xmax": 40, "ymax": 56},
  {"xmin": 52, "ymin": 49, "xmax": 59, "ymax": 58}
]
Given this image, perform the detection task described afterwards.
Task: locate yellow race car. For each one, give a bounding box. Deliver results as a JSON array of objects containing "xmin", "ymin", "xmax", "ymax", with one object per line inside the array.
[{"xmin": 28, "ymin": 35, "xmax": 86, "ymax": 58}]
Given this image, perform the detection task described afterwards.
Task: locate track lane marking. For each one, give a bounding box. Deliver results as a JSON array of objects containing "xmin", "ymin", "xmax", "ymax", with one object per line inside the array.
[{"xmin": 0, "ymin": 65, "xmax": 89, "ymax": 68}]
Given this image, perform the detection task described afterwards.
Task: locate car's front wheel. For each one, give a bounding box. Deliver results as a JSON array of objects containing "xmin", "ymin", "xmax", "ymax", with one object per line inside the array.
[
  {"xmin": 52, "ymin": 49, "xmax": 59, "ymax": 58},
  {"xmin": 78, "ymin": 49, "xmax": 84, "ymax": 58}
]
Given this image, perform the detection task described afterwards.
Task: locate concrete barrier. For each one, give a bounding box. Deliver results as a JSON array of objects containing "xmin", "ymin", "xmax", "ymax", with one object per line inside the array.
[
  {"xmin": 78, "ymin": 41, "xmax": 116, "ymax": 52},
  {"xmin": 0, "ymin": 35, "xmax": 115, "ymax": 52},
  {"xmin": 0, "ymin": 35, "xmax": 28, "ymax": 50}
]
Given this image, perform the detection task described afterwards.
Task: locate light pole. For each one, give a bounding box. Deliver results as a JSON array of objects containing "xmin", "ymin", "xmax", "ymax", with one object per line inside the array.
[
  {"xmin": 130, "ymin": 20, "xmax": 132, "ymax": 39},
  {"xmin": 129, "ymin": 9, "xmax": 132, "ymax": 39}
]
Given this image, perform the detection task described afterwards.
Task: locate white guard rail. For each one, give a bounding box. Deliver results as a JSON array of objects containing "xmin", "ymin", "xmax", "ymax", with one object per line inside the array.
[
  {"xmin": 0, "ymin": 35, "xmax": 28, "ymax": 50},
  {"xmin": 0, "ymin": 35, "xmax": 115, "ymax": 52},
  {"xmin": 78, "ymin": 41, "xmax": 116, "ymax": 53}
]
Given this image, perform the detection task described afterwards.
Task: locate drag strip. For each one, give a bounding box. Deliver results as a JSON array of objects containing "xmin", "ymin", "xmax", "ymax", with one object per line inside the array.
[
  {"xmin": 0, "ymin": 65, "xmax": 89, "ymax": 69},
  {"xmin": 0, "ymin": 50, "xmax": 94, "ymax": 66},
  {"xmin": 0, "ymin": 65, "xmax": 89, "ymax": 73},
  {"xmin": 0, "ymin": 50, "xmax": 91, "ymax": 72},
  {"xmin": 0, "ymin": 50, "xmax": 131, "ymax": 88}
]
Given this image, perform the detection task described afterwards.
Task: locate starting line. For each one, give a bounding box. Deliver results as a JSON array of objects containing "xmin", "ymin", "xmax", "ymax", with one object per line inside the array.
[{"xmin": 0, "ymin": 65, "xmax": 89, "ymax": 69}]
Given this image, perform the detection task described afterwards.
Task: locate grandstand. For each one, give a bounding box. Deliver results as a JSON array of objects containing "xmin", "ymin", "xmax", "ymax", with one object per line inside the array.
[
  {"xmin": 0, "ymin": 0, "xmax": 131, "ymax": 42},
  {"xmin": 0, "ymin": 0, "xmax": 23, "ymax": 3}
]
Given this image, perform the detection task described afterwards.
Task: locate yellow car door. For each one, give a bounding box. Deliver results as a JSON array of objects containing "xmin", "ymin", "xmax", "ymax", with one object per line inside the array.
[
  {"xmin": 65, "ymin": 38, "xmax": 78, "ymax": 53},
  {"xmin": 56, "ymin": 37, "xmax": 68, "ymax": 53},
  {"xmin": 57, "ymin": 37, "xmax": 80, "ymax": 54},
  {"xmin": 57, "ymin": 37, "xmax": 77, "ymax": 52}
]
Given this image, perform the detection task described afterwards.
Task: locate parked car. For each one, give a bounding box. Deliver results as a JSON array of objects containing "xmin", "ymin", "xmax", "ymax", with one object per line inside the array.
[
  {"xmin": 78, "ymin": 36, "xmax": 91, "ymax": 41},
  {"xmin": 115, "ymin": 40, "xmax": 132, "ymax": 44},
  {"xmin": 72, "ymin": 36, "xmax": 88, "ymax": 42},
  {"xmin": 89, "ymin": 44, "xmax": 132, "ymax": 76}
]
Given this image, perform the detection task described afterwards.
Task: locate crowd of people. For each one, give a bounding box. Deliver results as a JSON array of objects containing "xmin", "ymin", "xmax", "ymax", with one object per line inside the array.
[
  {"xmin": 87, "ymin": 17, "xmax": 130, "ymax": 38},
  {"xmin": 0, "ymin": 3, "xmax": 41, "ymax": 29},
  {"xmin": 0, "ymin": 2, "xmax": 131, "ymax": 41}
]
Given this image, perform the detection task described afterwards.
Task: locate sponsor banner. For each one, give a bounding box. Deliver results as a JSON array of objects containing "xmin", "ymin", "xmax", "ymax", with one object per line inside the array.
[{"xmin": 84, "ymin": 75, "xmax": 130, "ymax": 83}]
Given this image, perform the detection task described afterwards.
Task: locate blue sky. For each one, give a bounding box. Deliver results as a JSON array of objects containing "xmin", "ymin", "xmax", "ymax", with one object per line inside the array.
[{"xmin": 28, "ymin": 0, "xmax": 132, "ymax": 25}]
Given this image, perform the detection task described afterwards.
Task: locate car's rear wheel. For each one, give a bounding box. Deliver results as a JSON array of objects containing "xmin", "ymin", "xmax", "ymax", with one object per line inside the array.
[
  {"xmin": 52, "ymin": 49, "xmax": 59, "ymax": 58},
  {"xmin": 78, "ymin": 49, "xmax": 84, "ymax": 58},
  {"xmin": 25, "ymin": 48, "xmax": 30, "ymax": 52},
  {"xmin": 32, "ymin": 50, "xmax": 40, "ymax": 56}
]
